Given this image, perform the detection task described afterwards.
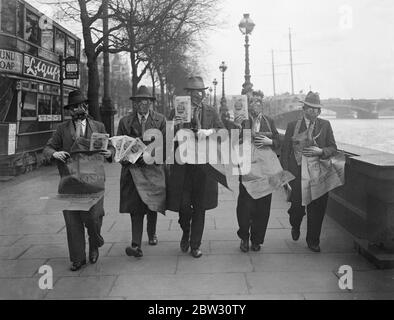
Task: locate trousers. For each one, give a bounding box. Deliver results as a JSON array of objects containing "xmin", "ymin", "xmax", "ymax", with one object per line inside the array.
[
  {"xmin": 288, "ymin": 193, "xmax": 329, "ymax": 246},
  {"xmin": 178, "ymin": 165, "xmax": 206, "ymax": 250},
  {"xmin": 128, "ymin": 189, "xmax": 158, "ymax": 247},
  {"xmin": 63, "ymin": 197, "xmax": 104, "ymax": 263},
  {"xmin": 236, "ymin": 183, "xmax": 272, "ymax": 245}
]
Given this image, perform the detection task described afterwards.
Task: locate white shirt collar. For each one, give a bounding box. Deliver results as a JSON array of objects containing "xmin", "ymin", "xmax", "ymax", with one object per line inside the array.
[
  {"xmin": 137, "ymin": 111, "xmax": 149, "ymax": 122},
  {"xmin": 304, "ymin": 116, "xmax": 311, "ymax": 128}
]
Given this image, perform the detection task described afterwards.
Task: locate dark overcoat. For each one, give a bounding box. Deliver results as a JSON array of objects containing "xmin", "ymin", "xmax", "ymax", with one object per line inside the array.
[
  {"xmin": 44, "ymin": 118, "xmax": 108, "ymax": 156},
  {"xmin": 43, "ymin": 117, "xmax": 112, "ymax": 216},
  {"xmin": 280, "ymin": 117, "xmax": 337, "ymax": 205},
  {"xmin": 117, "ymin": 110, "xmax": 166, "ymax": 213},
  {"xmin": 166, "ymin": 104, "xmax": 224, "ymax": 212}
]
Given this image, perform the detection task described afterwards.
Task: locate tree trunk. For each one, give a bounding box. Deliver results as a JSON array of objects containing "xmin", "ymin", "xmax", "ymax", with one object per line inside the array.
[
  {"xmin": 130, "ymin": 52, "xmax": 139, "ymax": 96},
  {"xmin": 86, "ymin": 54, "xmax": 101, "ymax": 121},
  {"xmin": 159, "ymin": 74, "xmax": 166, "ymax": 116}
]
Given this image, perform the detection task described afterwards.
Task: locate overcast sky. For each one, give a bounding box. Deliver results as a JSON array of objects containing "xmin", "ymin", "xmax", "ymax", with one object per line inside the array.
[{"xmin": 28, "ymin": 0, "xmax": 394, "ymax": 99}]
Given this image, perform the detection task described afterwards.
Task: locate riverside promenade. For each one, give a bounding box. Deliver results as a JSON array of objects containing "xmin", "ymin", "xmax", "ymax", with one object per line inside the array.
[{"xmin": 0, "ymin": 162, "xmax": 394, "ymax": 300}]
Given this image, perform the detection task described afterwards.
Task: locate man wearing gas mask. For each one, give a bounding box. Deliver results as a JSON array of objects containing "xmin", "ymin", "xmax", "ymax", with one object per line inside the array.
[
  {"xmin": 167, "ymin": 76, "xmax": 224, "ymax": 258},
  {"xmin": 44, "ymin": 90, "xmax": 112, "ymax": 271}
]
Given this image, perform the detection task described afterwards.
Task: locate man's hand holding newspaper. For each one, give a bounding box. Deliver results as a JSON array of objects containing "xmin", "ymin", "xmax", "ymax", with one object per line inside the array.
[{"xmin": 110, "ymin": 136, "xmax": 147, "ymax": 165}]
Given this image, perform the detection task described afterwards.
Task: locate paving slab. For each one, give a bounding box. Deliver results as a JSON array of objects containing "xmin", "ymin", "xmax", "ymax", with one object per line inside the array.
[
  {"xmin": 0, "ymin": 244, "xmax": 32, "ymax": 259},
  {"xmin": 0, "ymin": 235, "xmax": 22, "ymax": 247},
  {"xmin": 250, "ymin": 253, "xmax": 375, "ymax": 272},
  {"xmin": 209, "ymin": 293, "xmax": 305, "ymax": 300},
  {"xmin": 246, "ymin": 271, "xmax": 342, "ymax": 294},
  {"xmin": 80, "ymin": 256, "xmax": 178, "ymax": 276},
  {"xmin": 106, "ymin": 241, "xmax": 210, "ymax": 257},
  {"xmin": 46, "ymin": 275, "xmax": 117, "ymax": 299},
  {"xmin": 209, "ymin": 239, "xmax": 292, "ymax": 254},
  {"xmin": 0, "ymin": 277, "xmax": 48, "ymax": 299},
  {"xmin": 109, "ymin": 273, "xmax": 248, "ymax": 297},
  {"xmin": 0, "ymin": 259, "xmax": 46, "ymax": 278},
  {"xmin": 19, "ymin": 243, "xmax": 112, "ymax": 259},
  {"xmin": 177, "ymin": 254, "xmax": 253, "ymax": 274}
]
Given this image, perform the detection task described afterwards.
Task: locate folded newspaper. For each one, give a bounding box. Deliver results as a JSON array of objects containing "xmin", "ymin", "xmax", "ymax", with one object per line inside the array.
[{"xmin": 110, "ymin": 135, "xmax": 147, "ymax": 163}]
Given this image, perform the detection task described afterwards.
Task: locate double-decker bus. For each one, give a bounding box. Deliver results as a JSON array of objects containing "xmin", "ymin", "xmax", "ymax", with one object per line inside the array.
[{"xmin": 0, "ymin": 0, "xmax": 81, "ymax": 176}]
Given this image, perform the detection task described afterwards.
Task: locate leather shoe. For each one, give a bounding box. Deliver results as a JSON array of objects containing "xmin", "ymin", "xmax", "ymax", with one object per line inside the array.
[
  {"xmin": 148, "ymin": 235, "xmax": 158, "ymax": 246},
  {"xmin": 251, "ymin": 243, "xmax": 261, "ymax": 252},
  {"xmin": 70, "ymin": 260, "xmax": 86, "ymax": 271},
  {"xmin": 291, "ymin": 228, "xmax": 300, "ymax": 241},
  {"xmin": 308, "ymin": 244, "xmax": 321, "ymax": 253},
  {"xmin": 180, "ymin": 233, "xmax": 190, "ymax": 253},
  {"xmin": 125, "ymin": 245, "xmax": 143, "ymax": 257},
  {"xmin": 89, "ymin": 248, "xmax": 99, "ymax": 264},
  {"xmin": 240, "ymin": 239, "xmax": 249, "ymax": 253},
  {"xmin": 190, "ymin": 248, "xmax": 202, "ymax": 258}
]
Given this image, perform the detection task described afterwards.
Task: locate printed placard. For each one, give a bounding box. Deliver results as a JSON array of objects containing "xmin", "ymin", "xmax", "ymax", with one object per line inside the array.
[
  {"xmin": 90, "ymin": 133, "xmax": 109, "ymax": 151},
  {"xmin": 174, "ymin": 96, "xmax": 192, "ymax": 123},
  {"xmin": 7, "ymin": 124, "xmax": 16, "ymax": 155},
  {"xmin": 0, "ymin": 49, "xmax": 23, "ymax": 74},
  {"xmin": 23, "ymin": 54, "xmax": 60, "ymax": 82}
]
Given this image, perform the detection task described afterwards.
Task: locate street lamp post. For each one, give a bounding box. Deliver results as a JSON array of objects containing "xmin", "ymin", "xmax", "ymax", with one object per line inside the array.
[
  {"xmin": 212, "ymin": 78, "xmax": 218, "ymax": 108},
  {"xmin": 239, "ymin": 13, "xmax": 255, "ymax": 95},
  {"xmin": 100, "ymin": 0, "xmax": 117, "ymax": 135},
  {"xmin": 219, "ymin": 61, "xmax": 227, "ymax": 111},
  {"xmin": 208, "ymin": 87, "xmax": 213, "ymax": 107}
]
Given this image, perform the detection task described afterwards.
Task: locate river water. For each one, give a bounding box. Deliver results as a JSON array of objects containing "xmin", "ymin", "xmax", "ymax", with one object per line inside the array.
[{"xmin": 322, "ymin": 117, "xmax": 394, "ymax": 154}]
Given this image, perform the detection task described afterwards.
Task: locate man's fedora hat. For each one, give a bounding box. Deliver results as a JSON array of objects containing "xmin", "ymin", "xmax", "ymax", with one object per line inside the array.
[
  {"xmin": 64, "ymin": 90, "xmax": 88, "ymax": 109},
  {"xmin": 299, "ymin": 91, "xmax": 323, "ymax": 109},
  {"xmin": 129, "ymin": 86, "xmax": 156, "ymax": 100},
  {"xmin": 184, "ymin": 76, "xmax": 208, "ymax": 90}
]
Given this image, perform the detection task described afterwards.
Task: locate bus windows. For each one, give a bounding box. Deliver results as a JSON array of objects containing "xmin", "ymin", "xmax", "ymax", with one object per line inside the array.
[
  {"xmin": 25, "ymin": 10, "xmax": 40, "ymax": 45},
  {"xmin": 55, "ymin": 28, "xmax": 65, "ymax": 56},
  {"xmin": 21, "ymin": 91, "xmax": 37, "ymax": 118},
  {"xmin": 1, "ymin": 0, "xmax": 16, "ymax": 35},
  {"xmin": 41, "ymin": 28, "xmax": 54, "ymax": 52}
]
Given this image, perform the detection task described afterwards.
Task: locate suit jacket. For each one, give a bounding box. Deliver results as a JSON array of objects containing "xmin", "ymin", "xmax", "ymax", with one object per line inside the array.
[
  {"xmin": 44, "ymin": 118, "xmax": 108, "ymax": 157},
  {"xmin": 43, "ymin": 117, "xmax": 110, "ymax": 214},
  {"xmin": 280, "ymin": 117, "xmax": 337, "ymax": 204},
  {"xmin": 166, "ymin": 104, "xmax": 224, "ymax": 212},
  {"xmin": 116, "ymin": 110, "xmax": 166, "ymax": 213},
  {"xmin": 241, "ymin": 114, "xmax": 280, "ymax": 151}
]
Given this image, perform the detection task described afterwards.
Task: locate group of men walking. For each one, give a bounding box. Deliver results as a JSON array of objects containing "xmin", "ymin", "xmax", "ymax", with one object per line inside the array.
[{"xmin": 44, "ymin": 76, "xmax": 338, "ymax": 271}]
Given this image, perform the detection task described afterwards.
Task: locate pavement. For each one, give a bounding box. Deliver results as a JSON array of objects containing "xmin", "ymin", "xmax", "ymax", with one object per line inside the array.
[{"xmin": 0, "ymin": 162, "xmax": 394, "ymax": 300}]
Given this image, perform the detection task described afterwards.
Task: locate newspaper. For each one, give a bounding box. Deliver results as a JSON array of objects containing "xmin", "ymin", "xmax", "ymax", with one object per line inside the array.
[
  {"xmin": 109, "ymin": 135, "xmax": 147, "ymax": 164},
  {"xmin": 240, "ymin": 140, "xmax": 295, "ymax": 199},
  {"xmin": 174, "ymin": 96, "xmax": 192, "ymax": 123},
  {"xmin": 301, "ymin": 152, "xmax": 346, "ymax": 206},
  {"xmin": 226, "ymin": 95, "xmax": 249, "ymax": 122},
  {"xmin": 89, "ymin": 132, "xmax": 109, "ymax": 151}
]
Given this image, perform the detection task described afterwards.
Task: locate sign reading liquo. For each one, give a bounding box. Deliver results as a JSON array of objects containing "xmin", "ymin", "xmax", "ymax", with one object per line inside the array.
[
  {"xmin": 65, "ymin": 56, "xmax": 79, "ymax": 79},
  {"xmin": 23, "ymin": 54, "xmax": 60, "ymax": 82},
  {"xmin": 0, "ymin": 49, "xmax": 23, "ymax": 74}
]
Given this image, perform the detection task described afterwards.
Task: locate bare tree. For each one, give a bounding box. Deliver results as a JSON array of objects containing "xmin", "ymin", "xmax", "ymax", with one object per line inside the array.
[
  {"xmin": 110, "ymin": 0, "xmax": 220, "ymax": 96},
  {"xmin": 54, "ymin": 0, "xmax": 122, "ymax": 119}
]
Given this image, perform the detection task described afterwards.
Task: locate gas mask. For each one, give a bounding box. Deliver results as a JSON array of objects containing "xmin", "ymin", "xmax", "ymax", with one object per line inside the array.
[{"xmin": 70, "ymin": 103, "xmax": 88, "ymax": 121}]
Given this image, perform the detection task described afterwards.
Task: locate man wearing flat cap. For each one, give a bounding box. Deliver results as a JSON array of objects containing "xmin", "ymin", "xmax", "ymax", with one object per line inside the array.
[
  {"xmin": 44, "ymin": 90, "xmax": 113, "ymax": 271},
  {"xmin": 280, "ymin": 91, "xmax": 337, "ymax": 252},
  {"xmin": 117, "ymin": 85, "xmax": 166, "ymax": 258},
  {"xmin": 167, "ymin": 76, "xmax": 224, "ymax": 258}
]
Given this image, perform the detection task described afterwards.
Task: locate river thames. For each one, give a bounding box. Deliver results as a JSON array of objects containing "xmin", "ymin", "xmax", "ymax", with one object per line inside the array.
[{"xmin": 322, "ymin": 117, "xmax": 394, "ymax": 154}]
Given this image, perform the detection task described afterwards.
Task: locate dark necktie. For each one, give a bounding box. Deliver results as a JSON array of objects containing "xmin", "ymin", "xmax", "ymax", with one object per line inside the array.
[
  {"xmin": 140, "ymin": 114, "xmax": 146, "ymax": 136},
  {"xmin": 192, "ymin": 107, "xmax": 201, "ymax": 130},
  {"xmin": 307, "ymin": 121, "xmax": 314, "ymax": 141},
  {"xmin": 75, "ymin": 121, "xmax": 82, "ymax": 138}
]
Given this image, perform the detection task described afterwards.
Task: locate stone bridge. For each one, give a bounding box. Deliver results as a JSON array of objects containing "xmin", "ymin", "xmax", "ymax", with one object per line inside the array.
[{"xmin": 322, "ymin": 99, "xmax": 394, "ymax": 119}]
